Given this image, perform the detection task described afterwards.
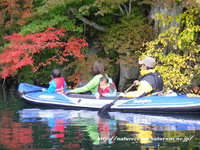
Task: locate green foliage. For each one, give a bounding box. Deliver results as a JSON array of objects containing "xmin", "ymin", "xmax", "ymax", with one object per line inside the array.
[
  {"xmin": 13, "ymin": 1, "xmax": 87, "ymax": 84},
  {"xmin": 16, "ymin": 45, "xmax": 74, "ymax": 84},
  {"xmin": 20, "ymin": 2, "xmax": 84, "ymax": 35},
  {"xmin": 34, "ymin": 65, "xmax": 56, "ymax": 84},
  {"xmin": 20, "ymin": 16, "xmax": 65, "ymax": 35},
  {"xmin": 20, "ymin": 15, "xmax": 83, "ymax": 35},
  {"xmin": 31, "ymin": 0, "xmax": 45, "ymax": 11},
  {"xmin": 17, "ymin": 46, "xmax": 56, "ymax": 84},
  {"xmin": 79, "ymin": 0, "xmax": 129, "ymax": 16},
  {"xmin": 18, "ymin": 64, "xmax": 57, "ymax": 85},
  {"xmin": 97, "ymin": 16, "xmax": 114, "ymax": 26},
  {"xmin": 100, "ymin": 12, "xmax": 155, "ymax": 71},
  {"xmin": 77, "ymin": 0, "xmax": 135, "ymax": 29},
  {"xmin": 0, "ymin": 22, "xmax": 22, "ymax": 47},
  {"xmin": 141, "ymin": 7, "xmax": 200, "ymax": 93},
  {"xmin": 0, "ymin": 0, "xmax": 159, "ymax": 88},
  {"xmin": 65, "ymin": 54, "xmax": 110, "ymax": 86},
  {"xmin": 18, "ymin": 65, "xmax": 35, "ymax": 84}
]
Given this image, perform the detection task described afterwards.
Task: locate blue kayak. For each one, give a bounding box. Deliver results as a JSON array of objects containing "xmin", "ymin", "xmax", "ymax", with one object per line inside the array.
[{"xmin": 17, "ymin": 83, "xmax": 200, "ymax": 113}]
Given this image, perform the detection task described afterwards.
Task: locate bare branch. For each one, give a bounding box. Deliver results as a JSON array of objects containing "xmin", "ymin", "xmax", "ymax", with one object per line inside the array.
[
  {"xmin": 113, "ymin": 13, "xmax": 121, "ymax": 16},
  {"xmin": 128, "ymin": 0, "xmax": 132, "ymax": 16},
  {"xmin": 121, "ymin": 3, "xmax": 129, "ymax": 16},
  {"xmin": 68, "ymin": 7, "xmax": 108, "ymax": 32},
  {"xmin": 118, "ymin": 4, "xmax": 125, "ymax": 14}
]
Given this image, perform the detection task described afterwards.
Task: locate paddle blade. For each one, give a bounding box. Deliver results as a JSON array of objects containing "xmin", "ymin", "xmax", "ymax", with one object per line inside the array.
[
  {"xmin": 12, "ymin": 89, "xmax": 43, "ymax": 99},
  {"xmin": 12, "ymin": 91, "xmax": 25, "ymax": 99},
  {"xmin": 98, "ymin": 111, "xmax": 111, "ymax": 118},
  {"xmin": 98, "ymin": 103, "xmax": 112, "ymax": 115},
  {"xmin": 97, "ymin": 83, "xmax": 135, "ymax": 115}
]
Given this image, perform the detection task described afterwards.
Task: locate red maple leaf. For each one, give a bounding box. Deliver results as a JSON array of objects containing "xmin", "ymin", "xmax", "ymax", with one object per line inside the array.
[{"xmin": 0, "ymin": 27, "xmax": 88, "ymax": 78}]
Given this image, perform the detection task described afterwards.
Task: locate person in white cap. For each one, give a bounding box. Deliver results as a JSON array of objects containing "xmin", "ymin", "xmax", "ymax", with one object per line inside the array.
[{"xmin": 119, "ymin": 56, "xmax": 163, "ymax": 98}]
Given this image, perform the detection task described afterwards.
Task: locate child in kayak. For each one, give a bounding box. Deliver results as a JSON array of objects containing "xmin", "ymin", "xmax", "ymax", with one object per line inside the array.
[
  {"xmin": 70, "ymin": 61, "xmax": 108, "ymax": 94},
  {"xmin": 42, "ymin": 68, "xmax": 67, "ymax": 94},
  {"xmin": 95, "ymin": 76, "xmax": 117, "ymax": 99}
]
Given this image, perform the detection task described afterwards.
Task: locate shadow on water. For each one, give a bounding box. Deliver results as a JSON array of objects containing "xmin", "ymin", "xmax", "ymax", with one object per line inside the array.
[{"xmin": 0, "ymin": 83, "xmax": 200, "ymax": 150}]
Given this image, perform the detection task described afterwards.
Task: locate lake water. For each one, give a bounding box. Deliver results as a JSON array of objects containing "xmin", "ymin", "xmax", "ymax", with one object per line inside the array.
[{"xmin": 0, "ymin": 84, "xmax": 200, "ymax": 150}]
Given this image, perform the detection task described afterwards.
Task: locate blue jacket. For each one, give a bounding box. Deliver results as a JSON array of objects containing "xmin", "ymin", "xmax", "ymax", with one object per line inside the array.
[{"xmin": 43, "ymin": 78, "xmax": 67, "ymax": 93}]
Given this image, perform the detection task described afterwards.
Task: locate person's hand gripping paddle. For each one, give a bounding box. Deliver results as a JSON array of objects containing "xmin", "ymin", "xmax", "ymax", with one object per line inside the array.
[{"xmin": 98, "ymin": 83, "xmax": 135, "ymax": 115}]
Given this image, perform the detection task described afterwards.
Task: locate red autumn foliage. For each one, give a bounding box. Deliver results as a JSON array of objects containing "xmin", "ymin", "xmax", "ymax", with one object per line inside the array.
[
  {"xmin": 0, "ymin": 0, "xmax": 33, "ymax": 27},
  {"xmin": 0, "ymin": 27, "xmax": 88, "ymax": 78},
  {"xmin": 0, "ymin": 110, "xmax": 33, "ymax": 149},
  {"xmin": 67, "ymin": 71, "xmax": 81, "ymax": 88}
]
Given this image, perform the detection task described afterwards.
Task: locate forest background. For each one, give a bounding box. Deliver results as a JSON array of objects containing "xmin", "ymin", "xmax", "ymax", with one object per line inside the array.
[{"xmin": 0, "ymin": 0, "xmax": 199, "ymax": 94}]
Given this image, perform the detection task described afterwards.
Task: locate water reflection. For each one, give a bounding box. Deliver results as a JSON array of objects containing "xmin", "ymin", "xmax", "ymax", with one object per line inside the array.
[
  {"xmin": 1, "ymin": 83, "xmax": 200, "ymax": 149},
  {"xmin": 0, "ymin": 82, "xmax": 20, "ymax": 110},
  {"xmin": 16, "ymin": 108, "xmax": 200, "ymax": 149},
  {"xmin": 0, "ymin": 110, "xmax": 33, "ymax": 149},
  {"xmin": 98, "ymin": 115, "xmax": 117, "ymax": 145}
]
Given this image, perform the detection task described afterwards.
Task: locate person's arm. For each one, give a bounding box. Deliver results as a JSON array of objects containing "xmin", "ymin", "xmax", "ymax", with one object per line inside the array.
[
  {"xmin": 95, "ymin": 85, "xmax": 101, "ymax": 99},
  {"xmin": 43, "ymin": 81, "xmax": 56, "ymax": 93},
  {"xmin": 120, "ymin": 80, "xmax": 153, "ymax": 98},
  {"xmin": 95, "ymin": 90, "xmax": 100, "ymax": 99},
  {"xmin": 74, "ymin": 75, "xmax": 101, "ymax": 94}
]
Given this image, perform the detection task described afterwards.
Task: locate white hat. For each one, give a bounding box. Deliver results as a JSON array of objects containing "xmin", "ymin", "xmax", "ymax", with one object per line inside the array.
[{"xmin": 139, "ymin": 56, "xmax": 155, "ymax": 68}]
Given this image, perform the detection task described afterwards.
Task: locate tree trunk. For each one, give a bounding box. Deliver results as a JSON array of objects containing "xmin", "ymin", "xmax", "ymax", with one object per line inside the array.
[
  {"xmin": 148, "ymin": 3, "xmax": 183, "ymax": 55},
  {"xmin": 118, "ymin": 3, "xmax": 183, "ymax": 91},
  {"xmin": 118, "ymin": 55, "xmax": 140, "ymax": 92}
]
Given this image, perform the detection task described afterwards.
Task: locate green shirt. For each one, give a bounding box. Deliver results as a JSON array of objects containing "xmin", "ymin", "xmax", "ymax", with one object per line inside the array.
[{"xmin": 74, "ymin": 74, "xmax": 106, "ymax": 94}]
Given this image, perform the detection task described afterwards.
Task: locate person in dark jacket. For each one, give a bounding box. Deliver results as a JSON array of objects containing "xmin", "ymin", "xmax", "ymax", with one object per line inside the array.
[{"xmin": 119, "ymin": 56, "xmax": 163, "ymax": 98}]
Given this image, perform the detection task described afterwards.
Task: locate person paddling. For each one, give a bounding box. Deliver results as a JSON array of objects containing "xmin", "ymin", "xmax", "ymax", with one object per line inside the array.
[{"xmin": 119, "ymin": 56, "xmax": 163, "ymax": 98}]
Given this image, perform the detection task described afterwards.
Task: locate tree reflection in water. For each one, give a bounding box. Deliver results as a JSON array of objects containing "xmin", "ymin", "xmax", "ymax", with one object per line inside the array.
[
  {"xmin": 1, "ymin": 85, "xmax": 200, "ymax": 150},
  {"xmin": 15, "ymin": 109, "xmax": 200, "ymax": 149},
  {"xmin": 0, "ymin": 110, "xmax": 33, "ymax": 149}
]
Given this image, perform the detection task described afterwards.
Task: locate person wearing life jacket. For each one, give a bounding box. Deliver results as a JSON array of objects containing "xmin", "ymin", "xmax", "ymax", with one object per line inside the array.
[
  {"xmin": 70, "ymin": 61, "xmax": 109, "ymax": 95},
  {"xmin": 95, "ymin": 76, "xmax": 117, "ymax": 99},
  {"xmin": 119, "ymin": 56, "xmax": 163, "ymax": 98},
  {"xmin": 42, "ymin": 68, "xmax": 67, "ymax": 94}
]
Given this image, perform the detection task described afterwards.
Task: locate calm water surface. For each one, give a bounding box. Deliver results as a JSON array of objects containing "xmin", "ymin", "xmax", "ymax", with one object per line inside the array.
[{"xmin": 0, "ymin": 84, "xmax": 200, "ymax": 150}]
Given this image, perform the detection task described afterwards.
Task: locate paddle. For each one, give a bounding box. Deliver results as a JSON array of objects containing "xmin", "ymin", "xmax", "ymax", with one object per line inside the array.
[
  {"xmin": 98, "ymin": 83, "xmax": 135, "ymax": 115},
  {"xmin": 12, "ymin": 90, "xmax": 43, "ymax": 99}
]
